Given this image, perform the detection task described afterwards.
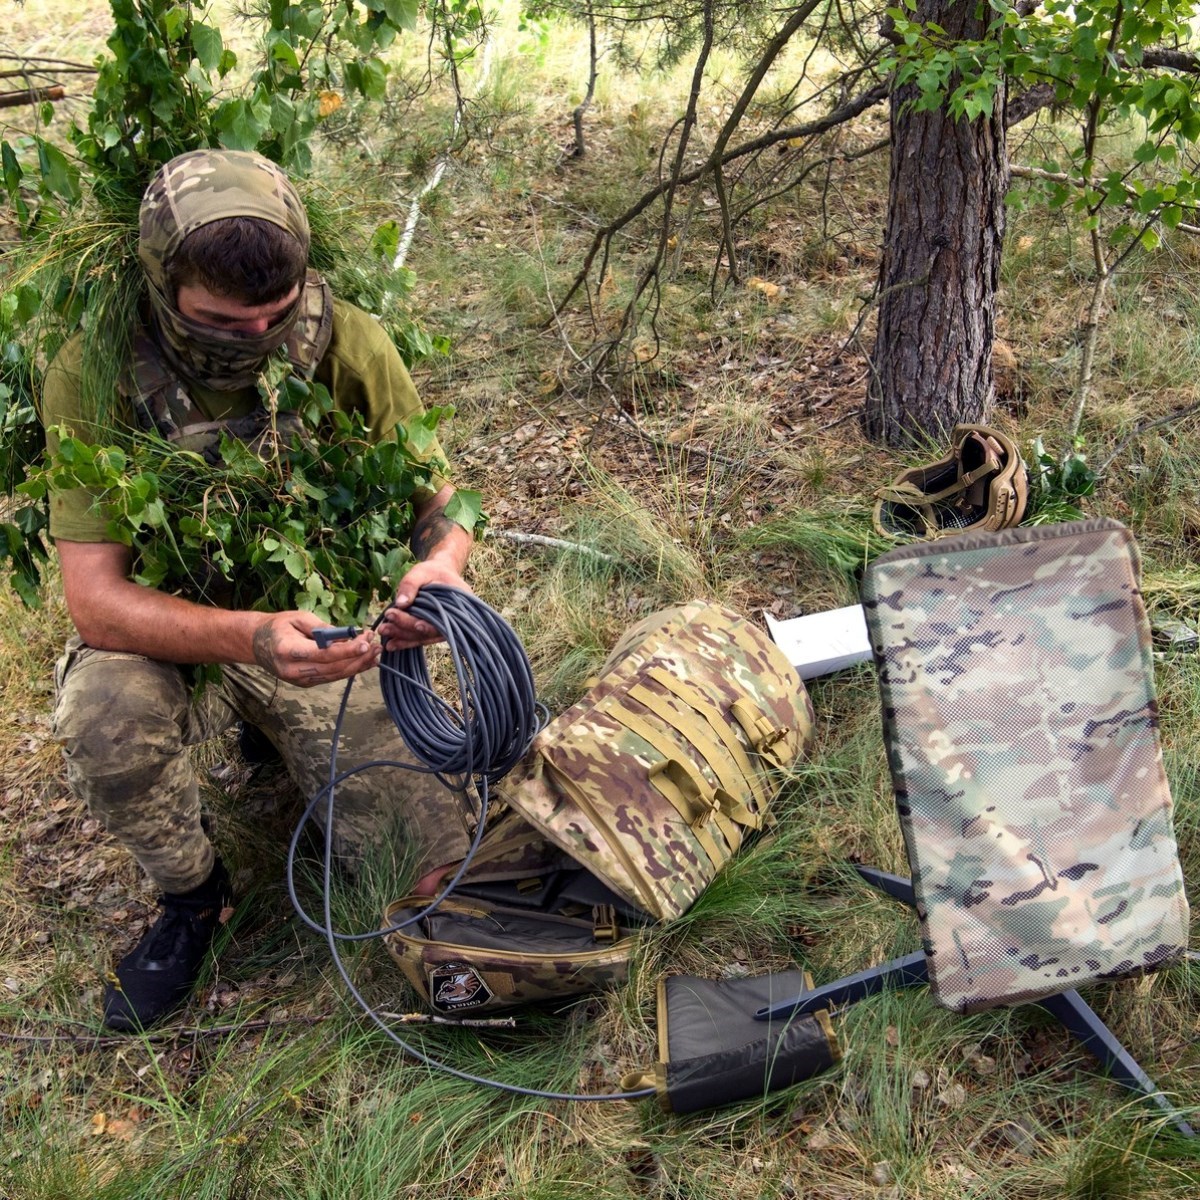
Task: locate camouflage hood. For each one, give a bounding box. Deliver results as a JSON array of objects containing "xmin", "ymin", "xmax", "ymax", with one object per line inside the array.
[{"xmin": 138, "ymin": 149, "xmax": 325, "ymax": 391}]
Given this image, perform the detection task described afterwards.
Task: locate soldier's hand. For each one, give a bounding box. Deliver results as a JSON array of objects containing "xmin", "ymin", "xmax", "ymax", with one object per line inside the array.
[
  {"xmin": 378, "ymin": 560, "xmax": 473, "ymax": 651},
  {"xmin": 251, "ymin": 611, "xmax": 380, "ymax": 687}
]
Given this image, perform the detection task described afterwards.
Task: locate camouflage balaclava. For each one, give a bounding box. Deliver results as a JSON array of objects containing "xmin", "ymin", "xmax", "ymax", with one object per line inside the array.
[{"xmin": 138, "ymin": 149, "xmax": 312, "ymax": 391}]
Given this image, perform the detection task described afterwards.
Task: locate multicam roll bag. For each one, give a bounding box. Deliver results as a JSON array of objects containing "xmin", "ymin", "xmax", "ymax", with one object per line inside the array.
[{"xmin": 383, "ymin": 600, "xmax": 815, "ymax": 1014}]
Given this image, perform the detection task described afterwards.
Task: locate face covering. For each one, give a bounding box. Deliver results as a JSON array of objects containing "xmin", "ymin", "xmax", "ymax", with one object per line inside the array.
[{"xmin": 137, "ymin": 149, "xmax": 312, "ymax": 391}]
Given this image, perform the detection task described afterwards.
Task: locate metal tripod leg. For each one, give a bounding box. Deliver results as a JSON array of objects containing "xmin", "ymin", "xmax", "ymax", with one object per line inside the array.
[
  {"xmin": 1039, "ymin": 989, "xmax": 1195, "ymax": 1139},
  {"xmin": 854, "ymin": 865, "xmax": 916, "ymax": 907},
  {"xmin": 752, "ymin": 868, "xmax": 924, "ymax": 1021},
  {"xmin": 754, "ymin": 950, "xmax": 928, "ymax": 1021},
  {"xmin": 771, "ymin": 865, "xmax": 1195, "ymax": 1137}
]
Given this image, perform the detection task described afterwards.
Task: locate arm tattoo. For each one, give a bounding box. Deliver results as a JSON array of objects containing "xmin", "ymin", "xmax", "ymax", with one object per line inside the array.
[
  {"xmin": 252, "ymin": 622, "xmax": 278, "ymax": 672},
  {"xmin": 411, "ymin": 503, "xmax": 456, "ymax": 560}
]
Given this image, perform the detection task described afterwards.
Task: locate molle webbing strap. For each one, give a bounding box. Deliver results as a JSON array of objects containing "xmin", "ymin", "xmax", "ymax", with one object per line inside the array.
[
  {"xmin": 600, "ymin": 700, "xmax": 740, "ymax": 854},
  {"xmin": 643, "ymin": 666, "xmax": 771, "ymax": 812},
  {"xmin": 644, "ymin": 761, "xmax": 727, "ymax": 864},
  {"xmin": 728, "ymin": 698, "xmax": 794, "ymax": 767},
  {"xmin": 627, "ymin": 683, "xmax": 752, "ymax": 816}
]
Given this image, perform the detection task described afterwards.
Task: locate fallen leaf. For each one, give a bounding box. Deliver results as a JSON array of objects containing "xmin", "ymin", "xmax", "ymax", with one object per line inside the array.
[
  {"xmin": 747, "ymin": 276, "xmax": 781, "ymax": 300},
  {"xmin": 317, "ymin": 91, "xmax": 343, "ymax": 118}
]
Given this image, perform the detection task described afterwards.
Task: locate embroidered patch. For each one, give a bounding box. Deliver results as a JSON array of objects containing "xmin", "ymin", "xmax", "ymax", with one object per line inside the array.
[{"xmin": 429, "ymin": 961, "xmax": 493, "ymax": 1012}]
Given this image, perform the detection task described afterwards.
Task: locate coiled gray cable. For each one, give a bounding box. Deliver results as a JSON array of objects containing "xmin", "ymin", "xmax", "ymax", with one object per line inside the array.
[{"xmin": 287, "ymin": 584, "xmax": 655, "ymax": 1104}]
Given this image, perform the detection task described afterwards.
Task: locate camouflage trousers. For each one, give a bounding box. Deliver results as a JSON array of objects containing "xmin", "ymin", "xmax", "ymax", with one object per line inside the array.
[{"xmin": 51, "ymin": 637, "xmax": 473, "ymax": 894}]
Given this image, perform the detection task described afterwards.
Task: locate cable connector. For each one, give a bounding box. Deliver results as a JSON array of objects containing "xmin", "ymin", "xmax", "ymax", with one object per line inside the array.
[{"xmin": 312, "ymin": 625, "xmax": 360, "ymax": 650}]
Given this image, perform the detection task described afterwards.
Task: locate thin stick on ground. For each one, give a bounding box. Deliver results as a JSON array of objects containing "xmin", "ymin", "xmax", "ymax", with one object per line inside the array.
[{"xmin": 485, "ymin": 528, "xmax": 618, "ymax": 563}]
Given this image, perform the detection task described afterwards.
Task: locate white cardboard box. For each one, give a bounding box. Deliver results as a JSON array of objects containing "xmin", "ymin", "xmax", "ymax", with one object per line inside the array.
[{"xmin": 765, "ymin": 605, "xmax": 874, "ymax": 680}]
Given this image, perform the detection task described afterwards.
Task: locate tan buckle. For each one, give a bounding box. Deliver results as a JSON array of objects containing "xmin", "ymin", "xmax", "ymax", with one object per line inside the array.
[{"xmin": 592, "ymin": 904, "xmax": 619, "ymax": 943}]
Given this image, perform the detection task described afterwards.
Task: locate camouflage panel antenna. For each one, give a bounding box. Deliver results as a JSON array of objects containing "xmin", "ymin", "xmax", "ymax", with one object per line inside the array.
[
  {"xmin": 862, "ymin": 518, "xmax": 1190, "ymax": 1013},
  {"xmin": 497, "ymin": 602, "xmax": 815, "ymax": 921}
]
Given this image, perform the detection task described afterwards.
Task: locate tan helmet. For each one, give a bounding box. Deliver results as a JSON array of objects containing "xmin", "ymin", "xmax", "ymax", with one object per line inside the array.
[{"xmin": 872, "ymin": 424, "xmax": 1028, "ymax": 540}]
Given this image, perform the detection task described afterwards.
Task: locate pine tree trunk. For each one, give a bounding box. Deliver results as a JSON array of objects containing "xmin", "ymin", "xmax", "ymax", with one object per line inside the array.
[{"xmin": 866, "ymin": 4, "xmax": 1008, "ymax": 447}]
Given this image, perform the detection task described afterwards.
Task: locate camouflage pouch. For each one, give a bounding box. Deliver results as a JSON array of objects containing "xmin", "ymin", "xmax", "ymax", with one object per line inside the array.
[
  {"xmin": 863, "ymin": 518, "xmax": 1191, "ymax": 1013},
  {"xmin": 382, "ymin": 893, "xmax": 638, "ymax": 1015},
  {"xmin": 383, "ymin": 601, "xmax": 815, "ymax": 1012}
]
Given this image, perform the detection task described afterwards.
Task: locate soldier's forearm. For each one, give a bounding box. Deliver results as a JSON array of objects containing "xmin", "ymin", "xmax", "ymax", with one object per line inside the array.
[
  {"xmin": 411, "ymin": 485, "xmax": 472, "ymax": 573},
  {"xmin": 58, "ymin": 539, "xmax": 269, "ymax": 665}
]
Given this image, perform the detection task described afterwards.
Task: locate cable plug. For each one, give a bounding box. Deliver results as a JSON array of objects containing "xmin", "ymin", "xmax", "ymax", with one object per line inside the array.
[{"xmin": 312, "ymin": 625, "xmax": 360, "ymax": 650}]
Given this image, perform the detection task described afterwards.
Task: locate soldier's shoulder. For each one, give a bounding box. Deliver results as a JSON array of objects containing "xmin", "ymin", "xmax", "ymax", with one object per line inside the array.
[{"xmin": 325, "ymin": 299, "xmax": 396, "ymax": 366}]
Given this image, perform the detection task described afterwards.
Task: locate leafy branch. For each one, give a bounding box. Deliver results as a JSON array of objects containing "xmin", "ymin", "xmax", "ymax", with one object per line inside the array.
[{"xmin": 18, "ymin": 365, "xmax": 484, "ymax": 623}]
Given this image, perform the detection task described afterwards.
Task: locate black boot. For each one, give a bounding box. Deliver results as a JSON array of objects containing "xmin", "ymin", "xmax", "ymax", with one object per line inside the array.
[{"xmin": 103, "ymin": 858, "xmax": 234, "ymax": 1032}]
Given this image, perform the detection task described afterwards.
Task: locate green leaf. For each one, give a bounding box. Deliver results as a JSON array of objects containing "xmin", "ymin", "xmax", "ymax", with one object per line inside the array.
[
  {"xmin": 269, "ymin": 93, "xmax": 297, "ymax": 136},
  {"xmin": 369, "ymin": 220, "xmax": 401, "ymax": 262},
  {"xmin": 354, "ymin": 57, "xmax": 389, "ymax": 101},
  {"xmin": 382, "ymin": 0, "xmax": 420, "ymax": 30},
  {"xmin": 213, "ymin": 95, "xmax": 271, "ymax": 151},
  {"xmin": 283, "ymin": 548, "xmax": 308, "ymax": 580},
  {"xmin": 1, "ymin": 146, "xmax": 30, "ymax": 227},
  {"xmin": 35, "ymin": 139, "xmax": 81, "ymax": 204},
  {"xmin": 445, "ymin": 489, "xmax": 486, "ymax": 535},
  {"xmin": 269, "ymin": 39, "xmax": 301, "ymax": 73},
  {"xmin": 191, "ymin": 22, "xmax": 224, "ymax": 71},
  {"xmin": 162, "ymin": 5, "xmax": 185, "ymax": 41},
  {"xmin": 8, "ymin": 283, "xmax": 42, "ymax": 325}
]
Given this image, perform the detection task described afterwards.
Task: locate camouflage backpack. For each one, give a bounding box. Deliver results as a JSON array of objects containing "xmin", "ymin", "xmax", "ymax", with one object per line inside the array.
[{"xmin": 383, "ymin": 600, "xmax": 815, "ymax": 1014}]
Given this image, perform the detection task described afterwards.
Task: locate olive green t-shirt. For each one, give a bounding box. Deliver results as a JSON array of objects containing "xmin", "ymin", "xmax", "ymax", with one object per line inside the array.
[{"xmin": 41, "ymin": 299, "xmax": 449, "ymax": 542}]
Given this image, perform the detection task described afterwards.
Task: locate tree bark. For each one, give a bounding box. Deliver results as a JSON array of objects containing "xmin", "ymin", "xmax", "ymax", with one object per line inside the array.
[{"xmin": 866, "ymin": 2, "xmax": 1008, "ymax": 446}]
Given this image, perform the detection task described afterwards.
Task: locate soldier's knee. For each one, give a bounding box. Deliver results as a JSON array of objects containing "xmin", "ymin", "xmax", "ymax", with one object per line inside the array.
[
  {"xmin": 64, "ymin": 713, "xmax": 182, "ymax": 777},
  {"xmin": 55, "ymin": 657, "xmax": 187, "ymax": 782}
]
